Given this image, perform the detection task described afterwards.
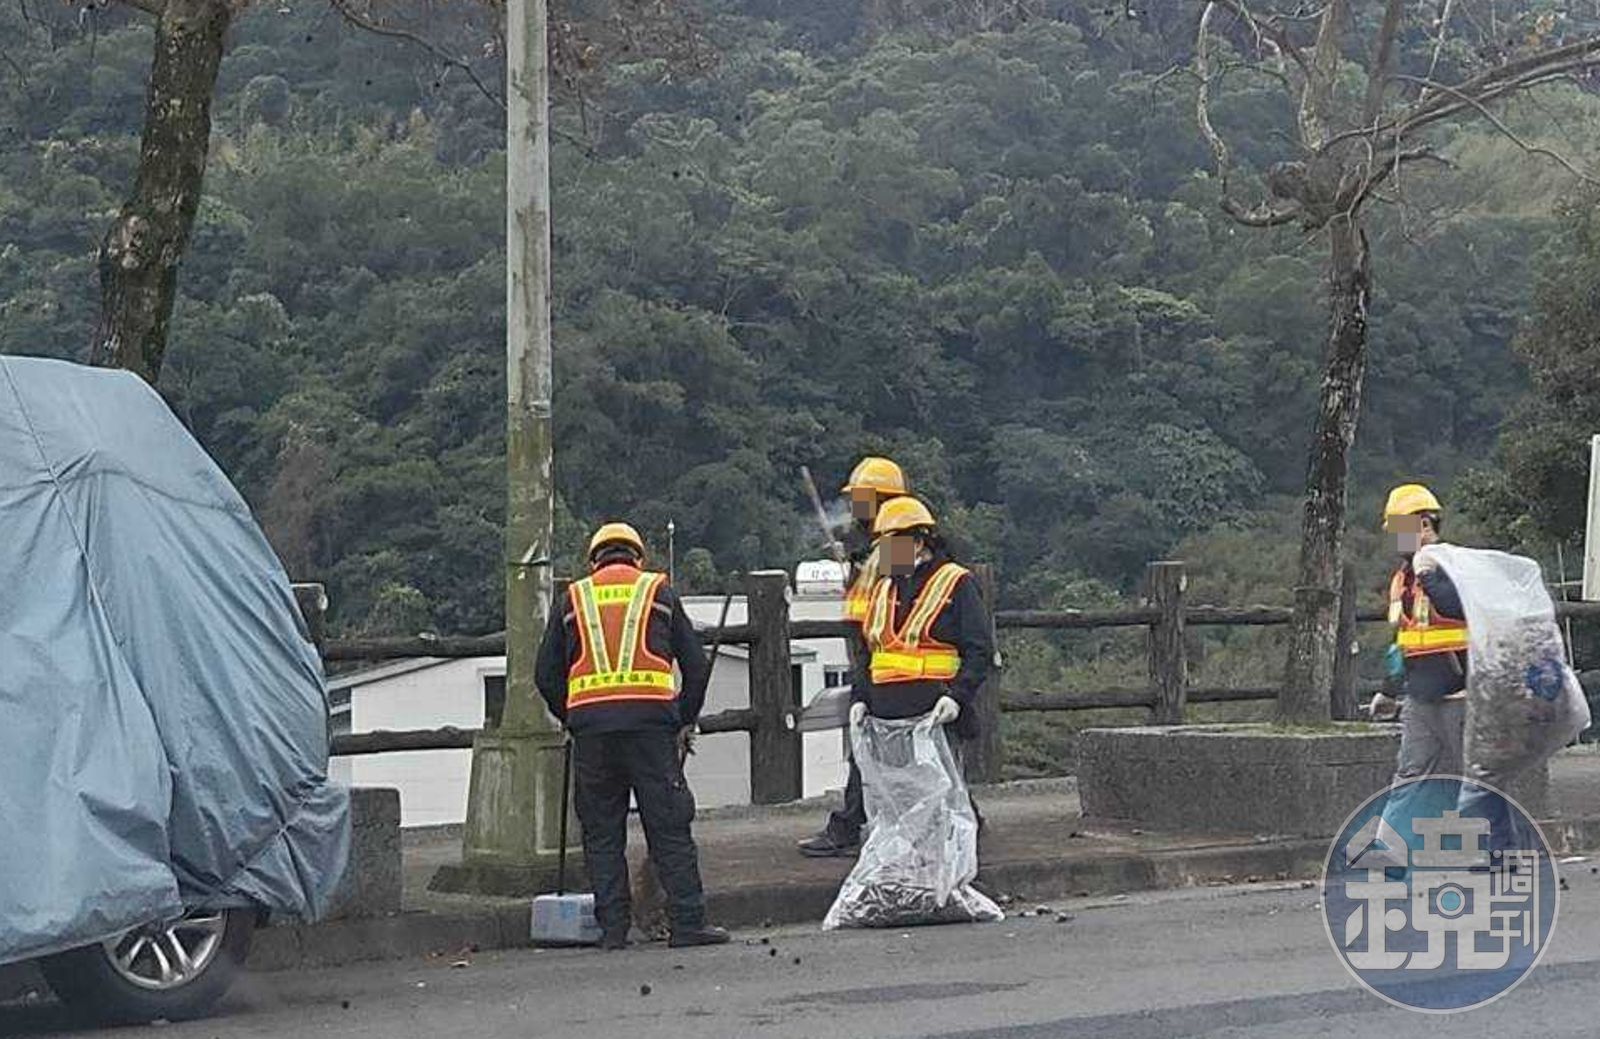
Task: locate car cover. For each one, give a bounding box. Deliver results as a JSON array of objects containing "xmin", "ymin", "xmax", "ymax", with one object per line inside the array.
[{"xmin": 0, "ymin": 356, "xmax": 349, "ymax": 965}]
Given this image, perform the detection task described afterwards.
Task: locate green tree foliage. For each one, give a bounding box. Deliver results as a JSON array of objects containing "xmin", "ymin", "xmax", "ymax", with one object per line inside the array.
[
  {"xmin": 0, "ymin": 0, "xmax": 1584, "ymax": 640},
  {"xmin": 1466, "ymin": 189, "xmax": 1600, "ymax": 560}
]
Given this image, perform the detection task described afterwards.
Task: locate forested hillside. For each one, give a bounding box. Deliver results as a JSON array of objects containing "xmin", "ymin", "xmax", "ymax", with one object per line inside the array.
[{"xmin": 2, "ymin": 0, "xmax": 1592, "ymax": 641}]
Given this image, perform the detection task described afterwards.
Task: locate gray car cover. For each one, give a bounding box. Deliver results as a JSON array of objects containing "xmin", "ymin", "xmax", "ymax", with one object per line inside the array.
[{"xmin": 0, "ymin": 356, "xmax": 349, "ymax": 965}]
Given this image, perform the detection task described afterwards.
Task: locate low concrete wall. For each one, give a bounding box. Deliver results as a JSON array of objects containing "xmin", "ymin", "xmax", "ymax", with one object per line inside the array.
[
  {"xmin": 1077, "ymin": 724, "xmax": 1401, "ymax": 837},
  {"xmin": 325, "ymin": 786, "xmax": 403, "ymax": 920}
]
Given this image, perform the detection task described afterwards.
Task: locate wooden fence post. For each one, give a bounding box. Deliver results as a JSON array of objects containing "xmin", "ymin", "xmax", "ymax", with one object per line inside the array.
[
  {"xmin": 293, "ymin": 582, "xmax": 328, "ymax": 658},
  {"xmin": 747, "ymin": 570, "xmax": 802, "ymax": 804},
  {"xmin": 294, "ymin": 582, "xmax": 331, "ymax": 749},
  {"xmin": 1147, "ymin": 561, "xmax": 1187, "ymax": 725},
  {"xmin": 965, "ymin": 563, "xmax": 1003, "ymax": 784},
  {"xmin": 1330, "ymin": 565, "xmax": 1360, "ymax": 721}
]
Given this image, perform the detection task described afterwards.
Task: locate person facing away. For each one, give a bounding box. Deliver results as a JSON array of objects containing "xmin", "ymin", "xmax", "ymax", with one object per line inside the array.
[
  {"xmin": 798, "ymin": 455, "xmax": 908, "ymax": 859},
  {"xmin": 535, "ymin": 522, "xmax": 729, "ymax": 951},
  {"xmin": 1371, "ymin": 484, "xmax": 1469, "ymax": 854},
  {"xmin": 850, "ymin": 496, "xmax": 994, "ymax": 746}
]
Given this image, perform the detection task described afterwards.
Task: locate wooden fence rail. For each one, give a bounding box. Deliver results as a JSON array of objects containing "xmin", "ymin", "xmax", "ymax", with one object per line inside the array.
[{"xmin": 312, "ymin": 565, "xmax": 1600, "ymax": 796}]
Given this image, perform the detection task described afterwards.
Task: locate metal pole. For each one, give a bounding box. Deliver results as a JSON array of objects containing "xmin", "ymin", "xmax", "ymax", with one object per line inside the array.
[
  {"xmin": 668, "ymin": 519, "xmax": 676, "ymax": 587},
  {"xmin": 1585, "ymin": 434, "xmax": 1600, "ymax": 602}
]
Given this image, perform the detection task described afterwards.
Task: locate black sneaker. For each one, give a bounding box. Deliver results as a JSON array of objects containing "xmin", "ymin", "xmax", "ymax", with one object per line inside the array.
[
  {"xmin": 668, "ymin": 925, "xmax": 731, "ymax": 949},
  {"xmin": 600, "ymin": 928, "xmax": 631, "ymax": 951},
  {"xmin": 797, "ymin": 831, "xmax": 860, "ymax": 858}
]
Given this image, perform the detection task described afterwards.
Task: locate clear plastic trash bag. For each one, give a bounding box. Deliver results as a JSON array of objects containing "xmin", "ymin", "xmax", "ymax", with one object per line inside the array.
[
  {"xmin": 823, "ymin": 715, "xmax": 1004, "ymax": 930},
  {"xmin": 1416, "ymin": 545, "xmax": 1592, "ymax": 781}
]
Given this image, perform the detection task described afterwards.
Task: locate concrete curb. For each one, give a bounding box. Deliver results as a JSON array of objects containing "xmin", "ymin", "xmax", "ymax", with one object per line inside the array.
[
  {"xmin": 248, "ymin": 906, "xmax": 533, "ymax": 972},
  {"xmin": 9, "ymin": 813, "xmax": 1597, "ymax": 992},
  {"xmin": 241, "ymin": 814, "xmax": 1600, "ymax": 970}
]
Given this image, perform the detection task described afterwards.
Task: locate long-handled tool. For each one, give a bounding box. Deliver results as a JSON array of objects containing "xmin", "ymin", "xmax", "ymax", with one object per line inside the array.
[
  {"xmin": 682, "ymin": 588, "xmax": 737, "ymax": 760},
  {"xmin": 801, "ymin": 465, "xmax": 850, "ymax": 573},
  {"xmin": 557, "ymin": 736, "xmax": 573, "ymax": 892}
]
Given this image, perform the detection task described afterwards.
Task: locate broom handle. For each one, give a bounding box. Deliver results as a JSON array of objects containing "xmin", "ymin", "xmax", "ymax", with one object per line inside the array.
[{"xmin": 557, "ymin": 736, "xmax": 572, "ymax": 895}]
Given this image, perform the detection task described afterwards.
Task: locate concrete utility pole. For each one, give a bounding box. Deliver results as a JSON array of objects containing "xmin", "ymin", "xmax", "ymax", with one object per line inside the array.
[{"xmin": 437, "ymin": 0, "xmax": 568, "ymax": 894}]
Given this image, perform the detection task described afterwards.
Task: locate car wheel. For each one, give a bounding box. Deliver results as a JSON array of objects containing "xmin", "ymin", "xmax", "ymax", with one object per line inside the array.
[{"xmin": 38, "ymin": 908, "xmax": 254, "ymax": 1023}]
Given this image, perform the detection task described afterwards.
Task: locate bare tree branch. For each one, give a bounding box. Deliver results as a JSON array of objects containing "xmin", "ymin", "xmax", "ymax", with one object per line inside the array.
[
  {"xmin": 1195, "ymin": 4, "xmax": 1232, "ymax": 183},
  {"xmin": 1391, "ymin": 73, "xmax": 1600, "ymax": 185},
  {"xmin": 1396, "ymin": 59, "xmax": 1600, "ymax": 141},
  {"xmin": 1417, "ymin": 0, "xmax": 1457, "ymax": 105},
  {"xmin": 1197, "ymin": 1, "xmax": 1310, "ymax": 228},
  {"xmin": 1205, "ymin": 0, "xmax": 1312, "ymax": 78},
  {"xmin": 1360, "ymin": 0, "xmax": 1405, "ymax": 127},
  {"xmin": 1298, "ymin": 0, "xmax": 1345, "ymax": 149},
  {"xmin": 1404, "ymin": 34, "xmax": 1600, "ymax": 127},
  {"xmin": 328, "ymin": 0, "xmax": 505, "ymax": 111}
]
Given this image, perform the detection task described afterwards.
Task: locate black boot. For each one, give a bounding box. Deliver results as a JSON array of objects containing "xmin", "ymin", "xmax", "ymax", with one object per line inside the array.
[
  {"xmin": 796, "ymin": 830, "xmax": 860, "ymax": 858},
  {"xmin": 668, "ymin": 925, "xmax": 730, "ymax": 948},
  {"xmin": 600, "ymin": 927, "xmax": 631, "ymax": 951}
]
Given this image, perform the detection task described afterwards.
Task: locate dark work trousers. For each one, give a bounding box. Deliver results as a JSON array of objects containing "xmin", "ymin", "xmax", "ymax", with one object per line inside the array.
[
  {"xmin": 825, "ymin": 632, "xmax": 870, "ymax": 842},
  {"xmin": 825, "ymin": 756, "xmax": 867, "ymax": 843},
  {"xmin": 572, "ymin": 729, "xmax": 706, "ymax": 935}
]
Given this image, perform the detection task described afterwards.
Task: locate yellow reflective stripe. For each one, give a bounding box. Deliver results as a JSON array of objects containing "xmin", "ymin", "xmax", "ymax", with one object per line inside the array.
[
  {"xmin": 568, "ymin": 670, "xmax": 677, "ymax": 695},
  {"xmin": 871, "ymin": 650, "xmax": 961, "ymax": 681},
  {"xmin": 1397, "ymin": 627, "xmax": 1468, "ymax": 649},
  {"xmin": 865, "ymin": 578, "xmax": 893, "ymax": 647},
  {"xmin": 574, "ymin": 580, "xmax": 612, "ymax": 674},
  {"xmin": 614, "ymin": 573, "xmax": 659, "ymax": 673},
  {"xmin": 902, "ymin": 564, "xmax": 966, "ymax": 648}
]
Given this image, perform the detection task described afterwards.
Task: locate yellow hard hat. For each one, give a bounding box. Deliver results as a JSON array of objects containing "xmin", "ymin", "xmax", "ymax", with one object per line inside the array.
[
  {"xmin": 1382, "ymin": 484, "xmax": 1442, "ymax": 522},
  {"xmin": 842, "ymin": 456, "xmax": 908, "ymax": 497},
  {"xmin": 588, "ymin": 521, "xmax": 645, "ymax": 561},
  {"xmin": 873, "ymin": 496, "xmax": 937, "ymax": 538}
]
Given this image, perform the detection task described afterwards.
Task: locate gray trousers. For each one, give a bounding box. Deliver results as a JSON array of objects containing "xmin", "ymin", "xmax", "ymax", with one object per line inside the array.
[{"xmin": 1393, "ymin": 698, "xmax": 1465, "ymax": 783}]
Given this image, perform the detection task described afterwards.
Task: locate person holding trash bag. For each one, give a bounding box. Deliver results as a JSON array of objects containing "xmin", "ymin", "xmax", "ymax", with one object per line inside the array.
[
  {"xmin": 535, "ymin": 522, "xmax": 729, "ymax": 951},
  {"xmin": 850, "ymin": 496, "xmax": 994, "ymax": 749},
  {"xmin": 1369, "ymin": 484, "xmax": 1469, "ymax": 853},
  {"xmin": 824, "ymin": 496, "xmax": 1001, "ymax": 929},
  {"xmin": 798, "ymin": 456, "xmax": 909, "ymax": 858}
]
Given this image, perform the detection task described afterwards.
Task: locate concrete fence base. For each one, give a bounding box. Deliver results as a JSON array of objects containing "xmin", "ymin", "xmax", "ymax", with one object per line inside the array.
[{"xmin": 1077, "ymin": 724, "xmax": 1402, "ymax": 837}]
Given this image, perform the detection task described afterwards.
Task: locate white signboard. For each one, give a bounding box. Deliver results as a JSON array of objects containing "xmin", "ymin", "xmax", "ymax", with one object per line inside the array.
[{"xmin": 1586, "ymin": 435, "xmax": 1600, "ymax": 602}]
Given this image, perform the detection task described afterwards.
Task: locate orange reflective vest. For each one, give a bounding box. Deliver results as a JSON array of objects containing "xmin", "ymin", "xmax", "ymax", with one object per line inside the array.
[
  {"xmin": 566, "ymin": 564, "xmax": 677, "ymax": 710},
  {"xmin": 1389, "ymin": 568, "xmax": 1468, "ymax": 658},
  {"xmin": 864, "ymin": 562, "xmax": 970, "ymax": 684},
  {"xmin": 843, "ymin": 545, "xmax": 881, "ymax": 627}
]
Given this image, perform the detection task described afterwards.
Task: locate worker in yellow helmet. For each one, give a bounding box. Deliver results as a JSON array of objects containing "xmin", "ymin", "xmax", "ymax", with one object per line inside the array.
[
  {"xmin": 1370, "ymin": 485, "xmax": 1469, "ymax": 860},
  {"xmin": 851, "ymin": 496, "xmax": 993, "ymax": 749},
  {"xmin": 535, "ymin": 522, "xmax": 728, "ymax": 950},
  {"xmin": 798, "ymin": 456, "xmax": 909, "ymax": 858}
]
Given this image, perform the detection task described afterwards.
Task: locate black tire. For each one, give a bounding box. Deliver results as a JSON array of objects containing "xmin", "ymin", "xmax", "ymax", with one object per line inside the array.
[{"xmin": 38, "ymin": 908, "xmax": 253, "ymax": 1024}]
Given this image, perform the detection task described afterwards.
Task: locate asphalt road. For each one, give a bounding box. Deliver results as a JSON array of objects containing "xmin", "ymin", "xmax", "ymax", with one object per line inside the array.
[{"xmin": 5, "ymin": 867, "xmax": 1600, "ymax": 1039}]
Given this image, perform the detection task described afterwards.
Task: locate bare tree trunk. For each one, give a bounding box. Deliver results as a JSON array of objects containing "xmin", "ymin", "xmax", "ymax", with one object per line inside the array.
[
  {"xmin": 1280, "ymin": 213, "xmax": 1370, "ymax": 723},
  {"xmin": 89, "ymin": 0, "xmax": 232, "ymax": 385}
]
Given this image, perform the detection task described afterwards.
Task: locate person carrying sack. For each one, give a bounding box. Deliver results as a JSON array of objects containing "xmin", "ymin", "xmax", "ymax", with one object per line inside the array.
[
  {"xmin": 850, "ymin": 497, "xmax": 993, "ymax": 785},
  {"xmin": 1369, "ymin": 484, "xmax": 1469, "ymax": 846},
  {"xmin": 823, "ymin": 496, "xmax": 1000, "ymax": 929}
]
